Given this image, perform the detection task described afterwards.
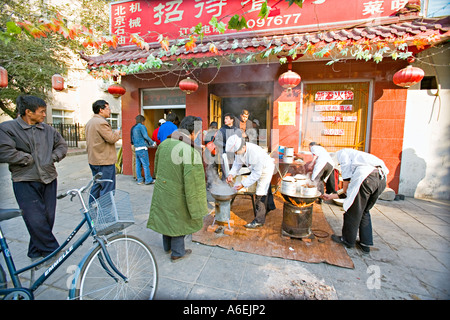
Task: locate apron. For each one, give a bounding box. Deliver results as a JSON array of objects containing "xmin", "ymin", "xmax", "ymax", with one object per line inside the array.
[
  {"xmin": 310, "ymin": 145, "xmax": 334, "ymax": 182},
  {"xmin": 338, "ymin": 149, "xmax": 389, "ymax": 212},
  {"xmin": 343, "ymin": 166, "xmax": 378, "ymax": 211}
]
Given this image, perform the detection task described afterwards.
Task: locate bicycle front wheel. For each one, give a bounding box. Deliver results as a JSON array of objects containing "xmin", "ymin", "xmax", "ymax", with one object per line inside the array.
[{"xmin": 74, "ymin": 234, "xmax": 158, "ymax": 300}]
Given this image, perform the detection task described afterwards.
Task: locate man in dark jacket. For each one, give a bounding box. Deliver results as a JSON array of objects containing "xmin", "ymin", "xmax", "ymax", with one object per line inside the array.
[
  {"xmin": 214, "ymin": 113, "xmax": 242, "ymax": 180},
  {"xmin": 0, "ymin": 95, "xmax": 68, "ymax": 260}
]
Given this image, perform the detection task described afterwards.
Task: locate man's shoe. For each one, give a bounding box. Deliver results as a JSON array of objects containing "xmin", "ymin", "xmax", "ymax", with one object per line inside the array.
[
  {"xmin": 171, "ymin": 249, "xmax": 192, "ymax": 263},
  {"xmin": 244, "ymin": 220, "xmax": 263, "ymax": 229},
  {"xmin": 356, "ymin": 241, "xmax": 371, "ymax": 253},
  {"xmin": 331, "ymin": 234, "xmax": 353, "ymax": 248},
  {"xmin": 145, "ymin": 180, "xmax": 155, "ymax": 185},
  {"xmin": 137, "ymin": 181, "xmax": 144, "ymax": 185}
]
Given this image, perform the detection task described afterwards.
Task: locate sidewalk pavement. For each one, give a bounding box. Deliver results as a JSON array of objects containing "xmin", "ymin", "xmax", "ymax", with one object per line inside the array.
[{"xmin": 0, "ymin": 152, "xmax": 449, "ymax": 300}]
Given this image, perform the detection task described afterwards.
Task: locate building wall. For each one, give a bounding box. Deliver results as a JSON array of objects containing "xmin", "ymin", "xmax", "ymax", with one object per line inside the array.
[
  {"xmin": 399, "ymin": 45, "xmax": 450, "ymax": 200},
  {"xmin": 121, "ymin": 58, "xmax": 409, "ymax": 192}
]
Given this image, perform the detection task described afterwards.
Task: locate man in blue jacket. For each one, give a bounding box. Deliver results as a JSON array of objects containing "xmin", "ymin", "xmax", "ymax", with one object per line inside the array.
[
  {"xmin": 157, "ymin": 112, "xmax": 179, "ymax": 143},
  {"xmin": 131, "ymin": 115, "xmax": 156, "ymax": 185}
]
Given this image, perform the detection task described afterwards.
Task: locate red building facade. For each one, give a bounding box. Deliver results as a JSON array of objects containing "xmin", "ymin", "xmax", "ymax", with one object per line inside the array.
[{"xmin": 82, "ymin": 0, "xmax": 449, "ymax": 193}]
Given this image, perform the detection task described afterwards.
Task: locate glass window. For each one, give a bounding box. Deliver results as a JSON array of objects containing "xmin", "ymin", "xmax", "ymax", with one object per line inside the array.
[
  {"xmin": 108, "ymin": 113, "xmax": 119, "ymax": 129},
  {"xmin": 52, "ymin": 109, "xmax": 74, "ymax": 124}
]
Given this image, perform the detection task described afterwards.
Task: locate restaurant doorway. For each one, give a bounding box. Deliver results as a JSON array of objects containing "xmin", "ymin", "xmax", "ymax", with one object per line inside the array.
[{"xmin": 209, "ymin": 81, "xmax": 273, "ymax": 149}]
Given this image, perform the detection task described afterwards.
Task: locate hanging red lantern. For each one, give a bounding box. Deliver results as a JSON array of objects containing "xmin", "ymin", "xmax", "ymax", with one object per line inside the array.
[
  {"xmin": 393, "ymin": 65, "xmax": 424, "ymax": 88},
  {"xmin": 52, "ymin": 74, "xmax": 64, "ymax": 91},
  {"xmin": 278, "ymin": 70, "xmax": 301, "ymax": 91},
  {"xmin": 0, "ymin": 66, "xmax": 7, "ymax": 88},
  {"xmin": 179, "ymin": 77, "xmax": 198, "ymax": 94},
  {"xmin": 108, "ymin": 83, "xmax": 126, "ymax": 98}
]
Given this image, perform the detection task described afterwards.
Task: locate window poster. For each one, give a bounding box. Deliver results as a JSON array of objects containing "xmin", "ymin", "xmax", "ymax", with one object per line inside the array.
[{"xmin": 278, "ymin": 101, "xmax": 296, "ymax": 126}]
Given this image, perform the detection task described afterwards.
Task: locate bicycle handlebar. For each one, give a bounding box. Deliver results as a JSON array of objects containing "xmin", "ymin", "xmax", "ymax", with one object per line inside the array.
[{"xmin": 56, "ymin": 172, "xmax": 113, "ymax": 200}]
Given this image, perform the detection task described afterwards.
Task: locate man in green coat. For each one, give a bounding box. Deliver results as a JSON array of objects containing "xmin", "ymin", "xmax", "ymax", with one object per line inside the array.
[{"xmin": 147, "ymin": 116, "xmax": 208, "ymax": 262}]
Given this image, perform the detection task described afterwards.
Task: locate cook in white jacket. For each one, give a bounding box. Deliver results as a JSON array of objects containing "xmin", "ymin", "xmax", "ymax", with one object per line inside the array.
[
  {"xmin": 322, "ymin": 149, "xmax": 388, "ymax": 253},
  {"xmin": 308, "ymin": 142, "xmax": 338, "ymax": 197},
  {"xmin": 226, "ymin": 134, "xmax": 275, "ymax": 229}
]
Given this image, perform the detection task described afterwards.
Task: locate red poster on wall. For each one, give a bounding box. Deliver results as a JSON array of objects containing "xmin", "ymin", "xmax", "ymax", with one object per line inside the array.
[{"xmin": 110, "ymin": 0, "xmax": 407, "ymax": 46}]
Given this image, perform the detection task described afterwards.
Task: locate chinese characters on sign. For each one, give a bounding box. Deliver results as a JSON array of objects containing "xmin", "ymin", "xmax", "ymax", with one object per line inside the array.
[
  {"xmin": 314, "ymin": 90, "xmax": 356, "ymax": 136},
  {"xmin": 314, "ymin": 105, "xmax": 353, "ymax": 111},
  {"xmin": 313, "ymin": 115, "xmax": 357, "ymax": 122},
  {"xmin": 315, "ymin": 91, "xmax": 354, "ymax": 101},
  {"xmin": 322, "ymin": 129, "xmax": 345, "ymax": 136},
  {"xmin": 110, "ymin": 0, "xmax": 406, "ymax": 46}
]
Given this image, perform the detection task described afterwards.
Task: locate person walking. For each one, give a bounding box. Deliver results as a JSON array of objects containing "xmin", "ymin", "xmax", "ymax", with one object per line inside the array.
[
  {"xmin": 0, "ymin": 95, "xmax": 68, "ymax": 260},
  {"xmin": 322, "ymin": 149, "xmax": 388, "ymax": 253},
  {"xmin": 131, "ymin": 115, "xmax": 155, "ymax": 185},
  {"xmin": 147, "ymin": 116, "xmax": 208, "ymax": 262},
  {"xmin": 85, "ymin": 100, "xmax": 120, "ymax": 203}
]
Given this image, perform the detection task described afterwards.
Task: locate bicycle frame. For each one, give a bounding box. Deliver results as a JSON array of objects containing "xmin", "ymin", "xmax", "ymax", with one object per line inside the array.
[
  {"xmin": 0, "ymin": 209, "xmax": 93, "ymax": 298},
  {"xmin": 0, "ymin": 176, "xmax": 129, "ymax": 299}
]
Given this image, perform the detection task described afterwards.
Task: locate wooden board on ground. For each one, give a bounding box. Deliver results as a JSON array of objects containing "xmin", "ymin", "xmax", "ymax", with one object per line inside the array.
[{"xmin": 193, "ymin": 195, "xmax": 354, "ymax": 269}]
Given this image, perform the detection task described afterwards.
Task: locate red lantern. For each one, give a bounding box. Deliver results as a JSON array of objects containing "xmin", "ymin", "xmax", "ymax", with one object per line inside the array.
[
  {"xmin": 108, "ymin": 83, "xmax": 126, "ymax": 98},
  {"xmin": 179, "ymin": 77, "xmax": 198, "ymax": 94},
  {"xmin": 0, "ymin": 66, "xmax": 7, "ymax": 88},
  {"xmin": 52, "ymin": 74, "xmax": 64, "ymax": 91},
  {"xmin": 278, "ymin": 70, "xmax": 301, "ymax": 91},
  {"xmin": 393, "ymin": 65, "xmax": 424, "ymax": 88}
]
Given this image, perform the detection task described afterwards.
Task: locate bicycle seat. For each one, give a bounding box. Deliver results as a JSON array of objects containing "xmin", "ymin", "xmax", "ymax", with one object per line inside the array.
[{"xmin": 0, "ymin": 209, "xmax": 22, "ymax": 222}]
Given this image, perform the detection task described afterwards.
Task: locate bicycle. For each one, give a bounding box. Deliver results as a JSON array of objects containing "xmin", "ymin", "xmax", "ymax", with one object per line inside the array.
[{"xmin": 0, "ymin": 173, "xmax": 158, "ymax": 300}]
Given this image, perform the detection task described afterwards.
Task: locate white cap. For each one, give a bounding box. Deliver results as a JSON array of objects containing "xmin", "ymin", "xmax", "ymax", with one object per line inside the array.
[
  {"xmin": 226, "ymin": 134, "xmax": 243, "ymax": 153},
  {"xmin": 159, "ymin": 119, "xmax": 166, "ymax": 124}
]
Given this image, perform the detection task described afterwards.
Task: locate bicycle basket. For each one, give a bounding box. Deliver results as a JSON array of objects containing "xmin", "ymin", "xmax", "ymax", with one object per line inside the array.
[{"xmin": 88, "ymin": 190, "xmax": 134, "ymax": 235}]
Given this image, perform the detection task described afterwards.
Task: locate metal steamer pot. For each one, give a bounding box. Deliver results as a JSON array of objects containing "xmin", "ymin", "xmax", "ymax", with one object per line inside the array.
[{"xmin": 210, "ymin": 191, "xmax": 236, "ymax": 202}]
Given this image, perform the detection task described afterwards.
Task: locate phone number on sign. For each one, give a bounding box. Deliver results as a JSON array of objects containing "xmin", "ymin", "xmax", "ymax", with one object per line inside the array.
[{"xmin": 246, "ymin": 14, "xmax": 302, "ymax": 29}]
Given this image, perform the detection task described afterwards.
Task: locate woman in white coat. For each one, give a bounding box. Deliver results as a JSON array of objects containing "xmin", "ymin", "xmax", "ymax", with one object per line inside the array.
[
  {"xmin": 226, "ymin": 134, "xmax": 275, "ymax": 229},
  {"xmin": 322, "ymin": 149, "xmax": 388, "ymax": 253}
]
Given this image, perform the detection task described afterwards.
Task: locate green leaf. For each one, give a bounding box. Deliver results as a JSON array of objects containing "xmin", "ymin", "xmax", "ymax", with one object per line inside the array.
[
  {"xmin": 6, "ymin": 21, "xmax": 22, "ymax": 35},
  {"xmin": 227, "ymin": 15, "xmax": 247, "ymax": 31},
  {"xmin": 209, "ymin": 17, "xmax": 226, "ymax": 33},
  {"xmin": 258, "ymin": 2, "xmax": 269, "ymax": 19},
  {"xmin": 286, "ymin": 0, "xmax": 303, "ymax": 8}
]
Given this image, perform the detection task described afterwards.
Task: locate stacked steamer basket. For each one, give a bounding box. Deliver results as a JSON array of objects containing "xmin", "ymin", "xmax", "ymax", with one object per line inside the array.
[{"xmin": 283, "ymin": 147, "xmax": 294, "ymax": 164}]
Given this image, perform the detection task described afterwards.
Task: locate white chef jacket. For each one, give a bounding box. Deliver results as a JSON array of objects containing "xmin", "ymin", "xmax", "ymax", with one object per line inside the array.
[
  {"xmin": 310, "ymin": 145, "xmax": 335, "ymax": 181},
  {"xmin": 229, "ymin": 142, "xmax": 275, "ymax": 194},
  {"xmin": 337, "ymin": 149, "xmax": 389, "ymax": 211}
]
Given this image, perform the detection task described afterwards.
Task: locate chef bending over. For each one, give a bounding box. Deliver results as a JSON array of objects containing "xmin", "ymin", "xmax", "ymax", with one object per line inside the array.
[
  {"xmin": 225, "ymin": 134, "xmax": 275, "ymax": 229},
  {"xmin": 322, "ymin": 149, "xmax": 389, "ymax": 253}
]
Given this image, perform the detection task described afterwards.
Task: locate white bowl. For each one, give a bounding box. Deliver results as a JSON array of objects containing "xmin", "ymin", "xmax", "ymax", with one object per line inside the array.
[
  {"xmin": 333, "ymin": 199, "xmax": 344, "ymax": 206},
  {"xmin": 301, "ymin": 186, "xmax": 317, "ymax": 197}
]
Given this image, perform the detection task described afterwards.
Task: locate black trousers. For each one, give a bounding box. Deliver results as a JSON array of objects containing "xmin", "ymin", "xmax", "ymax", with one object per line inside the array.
[
  {"xmin": 13, "ymin": 180, "xmax": 59, "ymax": 258},
  {"xmin": 254, "ymin": 186, "xmax": 276, "ymax": 224},
  {"xmin": 342, "ymin": 170, "xmax": 386, "ymax": 246},
  {"xmin": 312, "ymin": 162, "xmax": 338, "ymax": 195}
]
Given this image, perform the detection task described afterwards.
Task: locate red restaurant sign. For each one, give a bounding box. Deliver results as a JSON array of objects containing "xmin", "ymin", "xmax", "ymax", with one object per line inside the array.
[{"xmin": 110, "ymin": 0, "xmax": 409, "ymax": 46}]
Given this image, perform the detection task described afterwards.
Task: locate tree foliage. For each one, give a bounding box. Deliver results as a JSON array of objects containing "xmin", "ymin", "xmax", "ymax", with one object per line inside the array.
[{"xmin": 0, "ymin": 0, "xmax": 113, "ymax": 119}]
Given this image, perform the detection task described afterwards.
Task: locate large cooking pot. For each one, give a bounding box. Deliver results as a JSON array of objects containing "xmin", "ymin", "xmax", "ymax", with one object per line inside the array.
[
  {"xmin": 280, "ymin": 191, "xmax": 321, "ymax": 205},
  {"xmin": 210, "ymin": 191, "xmax": 236, "ymax": 201},
  {"xmin": 210, "ymin": 184, "xmax": 236, "ymax": 201}
]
